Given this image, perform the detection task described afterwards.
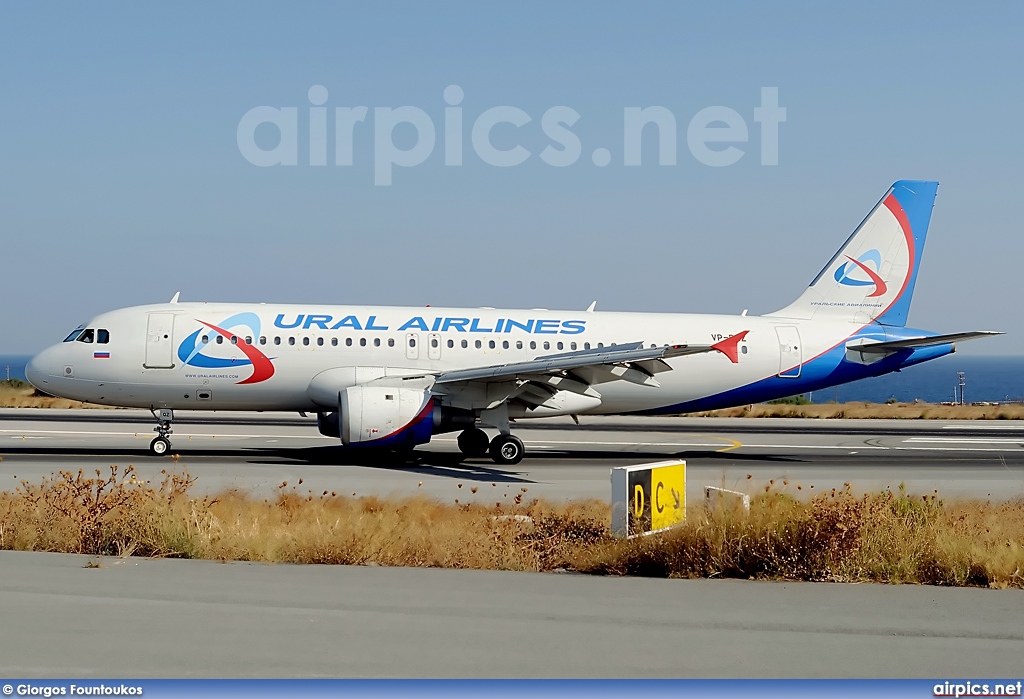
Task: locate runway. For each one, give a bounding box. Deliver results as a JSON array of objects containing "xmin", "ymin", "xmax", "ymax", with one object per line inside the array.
[
  {"xmin": 2, "ymin": 409, "xmax": 1024, "ymax": 501},
  {"xmin": 1, "ymin": 550, "xmax": 1022, "ymax": 678}
]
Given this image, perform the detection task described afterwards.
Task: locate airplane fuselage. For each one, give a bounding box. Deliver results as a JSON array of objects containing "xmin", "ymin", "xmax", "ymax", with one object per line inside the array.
[{"xmin": 27, "ymin": 302, "xmax": 951, "ymax": 416}]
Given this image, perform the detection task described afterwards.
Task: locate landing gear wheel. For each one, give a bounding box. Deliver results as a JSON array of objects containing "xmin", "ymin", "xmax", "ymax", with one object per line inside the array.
[
  {"xmin": 150, "ymin": 437, "xmax": 171, "ymax": 456},
  {"xmin": 489, "ymin": 434, "xmax": 525, "ymax": 465},
  {"xmin": 457, "ymin": 428, "xmax": 490, "ymax": 458}
]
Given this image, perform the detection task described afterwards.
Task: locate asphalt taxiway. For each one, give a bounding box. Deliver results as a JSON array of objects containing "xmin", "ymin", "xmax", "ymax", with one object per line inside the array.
[
  {"xmin": 1, "ymin": 409, "xmax": 1023, "ymax": 502},
  {"xmin": 1, "ymin": 550, "xmax": 1022, "ymax": 678}
]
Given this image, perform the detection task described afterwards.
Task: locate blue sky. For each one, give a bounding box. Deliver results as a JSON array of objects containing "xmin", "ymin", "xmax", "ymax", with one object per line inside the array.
[{"xmin": 1, "ymin": 1, "xmax": 1022, "ymax": 354}]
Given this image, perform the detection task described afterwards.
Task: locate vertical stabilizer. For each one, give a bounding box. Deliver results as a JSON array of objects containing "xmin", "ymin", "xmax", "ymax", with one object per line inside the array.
[{"xmin": 767, "ymin": 180, "xmax": 938, "ymax": 327}]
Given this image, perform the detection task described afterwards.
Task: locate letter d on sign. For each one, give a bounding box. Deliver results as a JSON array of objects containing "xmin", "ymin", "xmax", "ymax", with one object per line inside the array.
[{"xmin": 634, "ymin": 485, "xmax": 645, "ymax": 519}]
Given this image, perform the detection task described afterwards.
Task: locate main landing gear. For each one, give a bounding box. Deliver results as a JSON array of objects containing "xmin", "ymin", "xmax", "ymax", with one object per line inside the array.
[
  {"xmin": 150, "ymin": 408, "xmax": 173, "ymax": 456},
  {"xmin": 457, "ymin": 427, "xmax": 489, "ymax": 458},
  {"xmin": 489, "ymin": 434, "xmax": 524, "ymax": 465},
  {"xmin": 457, "ymin": 427, "xmax": 525, "ymax": 465}
]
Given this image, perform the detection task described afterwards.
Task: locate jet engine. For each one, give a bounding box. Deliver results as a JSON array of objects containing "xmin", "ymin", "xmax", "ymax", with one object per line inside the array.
[{"xmin": 315, "ymin": 386, "xmax": 476, "ymax": 449}]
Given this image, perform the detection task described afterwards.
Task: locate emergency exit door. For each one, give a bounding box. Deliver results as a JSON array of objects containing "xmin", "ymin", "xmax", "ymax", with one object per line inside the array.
[{"xmin": 775, "ymin": 326, "xmax": 802, "ymax": 378}]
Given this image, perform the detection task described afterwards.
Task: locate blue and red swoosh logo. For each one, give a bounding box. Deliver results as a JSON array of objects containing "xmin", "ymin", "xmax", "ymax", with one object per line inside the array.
[
  {"xmin": 834, "ymin": 249, "xmax": 888, "ymax": 298},
  {"xmin": 176, "ymin": 312, "xmax": 275, "ymax": 384}
]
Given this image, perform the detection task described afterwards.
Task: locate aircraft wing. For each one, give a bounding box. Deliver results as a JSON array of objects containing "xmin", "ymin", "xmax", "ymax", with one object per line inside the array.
[
  {"xmin": 851, "ymin": 331, "xmax": 1003, "ymax": 354},
  {"xmin": 434, "ymin": 331, "xmax": 749, "ymax": 388}
]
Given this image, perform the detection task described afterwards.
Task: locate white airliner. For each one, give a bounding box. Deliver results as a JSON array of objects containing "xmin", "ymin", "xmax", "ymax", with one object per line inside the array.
[{"xmin": 26, "ymin": 181, "xmax": 1001, "ymax": 464}]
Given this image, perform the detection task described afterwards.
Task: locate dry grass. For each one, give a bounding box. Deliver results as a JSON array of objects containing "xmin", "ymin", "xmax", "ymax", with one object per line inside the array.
[
  {"xmin": 0, "ymin": 467, "xmax": 1021, "ymax": 587},
  {"xmin": 0, "ymin": 383, "xmax": 110, "ymax": 409},
  {"xmin": 696, "ymin": 402, "xmax": 1024, "ymax": 420}
]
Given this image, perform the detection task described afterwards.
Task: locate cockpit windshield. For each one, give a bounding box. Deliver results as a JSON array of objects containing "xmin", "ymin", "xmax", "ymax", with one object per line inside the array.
[
  {"xmin": 63, "ymin": 326, "xmax": 86, "ymax": 342},
  {"xmin": 64, "ymin": 326, "xmax": 109, "ymax": 344}
]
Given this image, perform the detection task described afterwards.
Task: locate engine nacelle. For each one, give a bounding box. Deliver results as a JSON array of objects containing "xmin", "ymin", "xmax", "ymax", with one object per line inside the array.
[{"xmin": 339, "ymin": 386, "xmax": 434, "ymax": 448}]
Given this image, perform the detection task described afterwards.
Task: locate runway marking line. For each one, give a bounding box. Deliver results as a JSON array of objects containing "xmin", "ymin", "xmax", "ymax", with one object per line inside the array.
[
  {"xmin": 903, "ymin": 437, "xmax": 1024, "ymax": 444},
  {"xmin": 0, "ymin": 429, "xmax": 331, "ymax": 440},
  {"xmin": 5, "ymin": 430, "xmax": 1024, "ymax": 454}
]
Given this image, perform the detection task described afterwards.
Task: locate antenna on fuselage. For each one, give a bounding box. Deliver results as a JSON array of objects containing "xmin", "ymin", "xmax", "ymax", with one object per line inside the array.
[
  {"xmin": 586, "ymin": 301, "xmax": 597, "ymax": 313},
  {"xmin": 169, "ymin": 292, "xmax": 181, "ymax": 304}
]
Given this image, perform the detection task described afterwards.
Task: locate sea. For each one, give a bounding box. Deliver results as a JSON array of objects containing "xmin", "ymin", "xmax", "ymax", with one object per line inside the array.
[{"xmin": 2, "ymin": 353, "xmax": 1022, "ymax": 405}]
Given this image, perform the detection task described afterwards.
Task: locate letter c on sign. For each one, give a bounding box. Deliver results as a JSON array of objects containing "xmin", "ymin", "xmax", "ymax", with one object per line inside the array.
[{"xmin": 656, "ymin": 481, "xmax": 665, "ymax": 513}]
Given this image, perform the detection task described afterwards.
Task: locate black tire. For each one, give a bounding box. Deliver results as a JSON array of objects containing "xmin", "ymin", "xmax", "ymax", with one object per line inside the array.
[
  {"xmin": 457, "ymin": 428, "xmax": 490, "ymax": 457},
  {"xmin": 489, "ymin": 434, "xmax": 525, "ymax": 465},
  {"xmin": 149, "ymin": 437, "xmax": 171, "ymax": 456}
]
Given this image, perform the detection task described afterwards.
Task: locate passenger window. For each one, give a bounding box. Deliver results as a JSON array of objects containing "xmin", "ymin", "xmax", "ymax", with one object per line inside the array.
[
  {"xmin": 502, "ymin": 340, "xmax": 509, "ymax": 349},
  {"xmin": 77, "ymin": 329, "xmax": 95, "ymax": 343},
  {"xmin": 274, "ymin": 337, "xmax": 281, "ymax": 346},
  {"xmin": 374, "ymin": 338, "xmax": 381, "ymax": 347},
  {"xmin": 303, "ymin": 337, "xmax": 310, "ymax": 346},
  {"xmin": 543, "ymin": 341, "xmax": 550, "ymax": 350},
  {"xmin": 360, "ymin": 338, "xmax": 366, "ymax": 347},
  {"xmin": 245, "ymin": 336, "xmax": 252, "ymax": 345},
  {"xmin": 584, "ymin": 342, "xmax": 591, "ymax": 350},
  {"xmin": 331, "ymin": 338, "xmax": 338, "ymax": 347},
  {"xmin": 488, "ymin": 340, "xmax": 495, "ymax": 349},
  {"xmin": 475, "ymin": 340, "xmax": 482, "ymax": 349},
  {"xmin": 388, "ymin": 338, "xmax": 395, "ymax": 347},
  {"xmin": 317, "ymin": 337, "xmax": 324, "ymax": 346},
  {"xmin": 461, "ymin": 339, "xmax": 468, "ymax": 348},
  {"xmin": 516, "ymin": 340, "xmax": 522, "ymax": 349},
  {"xmin": 346, "ymin": 338, "xmax": 353, "ymax": 347},
  {"xmin": 570, "ymin": 342, "xmax": 577, "ymax": 350},
  {"xmin": 530, "ymin": 341, "xmax": 536, "ymax": 350},
  {"xmin": 216, "ymin": 336, "xmax": 224, "ymax": 345},
  {"xmin": 598, "ymin": 342, "xmax": 604, "ymax": 348},
  {"xmin": 447, "ymin": 339, "xmax": 454, "ymax": 348},
  {"xmin": 97, "ymin": 329, "xmax": 110, "ymax": 344},
  {"xmin": 230, "ymin": 336, "xmax": 238, "ymax": 345},
  {"xmin": 409, "ymin": 338, "xmax": 416, "ymax": 347},
  {"xmin": 202, "ymin": 335, "xmax": 209, "ymax": 344},
  {"xmin": 259, "ymin": 336, "xmax": 267, "ymax": 345},
  {"xmin": 288, "ymin": 337, "xmax": 296, "ymax": 346},
  {"xmin": 431, "ymin": 338, "xmax": 438, "ymax": 348},
  {"xmin": 557, "ymin": 342, "xmax": 564, "ymax": 350}
]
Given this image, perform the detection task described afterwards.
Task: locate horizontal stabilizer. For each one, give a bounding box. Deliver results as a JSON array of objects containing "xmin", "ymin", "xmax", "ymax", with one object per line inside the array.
[{"xmin": 851, "ymin": 331, "xmax": 1003, "ymax": 354}]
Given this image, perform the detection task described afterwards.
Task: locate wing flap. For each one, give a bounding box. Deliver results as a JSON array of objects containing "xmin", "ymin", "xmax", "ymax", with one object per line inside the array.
[{"xmin": 434, "ymin": 338, "xmax": 741, "ymax": 386}]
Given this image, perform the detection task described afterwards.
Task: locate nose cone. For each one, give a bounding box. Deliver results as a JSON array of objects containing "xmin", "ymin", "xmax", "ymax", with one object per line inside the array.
[{"xmin": 25, "ymin": 348, "xmax": 53, "ymax": 391}]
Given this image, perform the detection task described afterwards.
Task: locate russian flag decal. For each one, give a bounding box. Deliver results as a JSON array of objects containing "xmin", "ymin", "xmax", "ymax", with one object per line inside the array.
[{"xmin": 94, "ymin": 352, "xmax": 110, "ymax": 359}]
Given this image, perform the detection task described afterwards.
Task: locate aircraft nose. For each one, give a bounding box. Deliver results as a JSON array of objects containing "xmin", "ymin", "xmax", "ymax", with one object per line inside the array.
[{"xmin": 25, "ymin": 348, "xmax": 55, "ymax": 391}]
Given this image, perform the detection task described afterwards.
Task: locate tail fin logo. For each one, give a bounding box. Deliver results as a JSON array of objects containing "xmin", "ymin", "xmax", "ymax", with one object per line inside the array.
[{"xmin": 834, "ymin": 249, "xmax": 888, "ymax": 298}]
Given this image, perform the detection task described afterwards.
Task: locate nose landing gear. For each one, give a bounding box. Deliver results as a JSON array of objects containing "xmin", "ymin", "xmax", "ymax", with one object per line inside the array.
[{"xmin": 150, "ymin": 408, "xmax": 173, "ymax": 456}]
